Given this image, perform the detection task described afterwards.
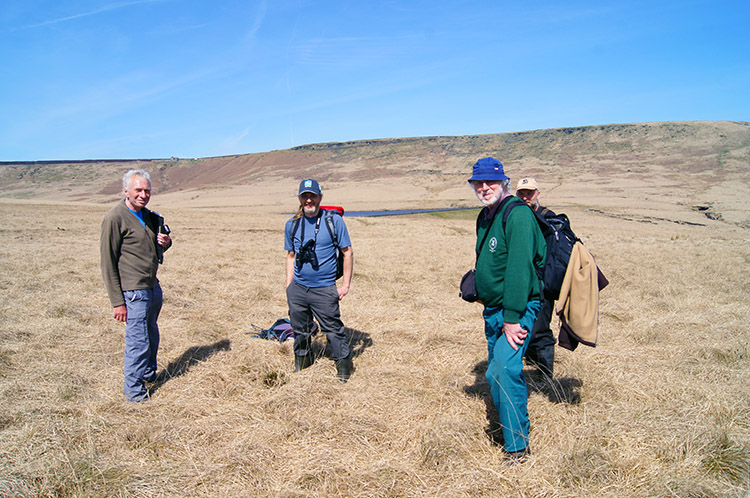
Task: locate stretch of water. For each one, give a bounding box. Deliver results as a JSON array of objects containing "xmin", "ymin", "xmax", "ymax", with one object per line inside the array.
[{"xmin": 345, "ymin": 207, "xmax": 475, "ymax": 217}]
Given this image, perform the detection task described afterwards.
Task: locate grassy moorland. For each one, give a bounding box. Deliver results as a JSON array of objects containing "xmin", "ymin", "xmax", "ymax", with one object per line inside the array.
[{"xmin": 0, "ymin": 121, "xmax": 749, "ymax": 497}]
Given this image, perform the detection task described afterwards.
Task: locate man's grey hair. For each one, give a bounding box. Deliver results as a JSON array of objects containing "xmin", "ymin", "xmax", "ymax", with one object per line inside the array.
[
  {"xmin": 500, "ymin": 178, "xmax": 512, "ymax": 195},
  {"xmin": 122, "ymin": 169, "xmax": 151, "ymax": 193}
]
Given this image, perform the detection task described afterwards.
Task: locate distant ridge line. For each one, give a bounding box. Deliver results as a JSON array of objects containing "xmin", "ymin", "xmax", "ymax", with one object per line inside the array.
[
  {"xmin": 0, "ymin": 158, "xmax": 161, "ymax": 166},
  {"xmin": 2, "ymin": 120, "xmax": 747, "ymax": 165}
]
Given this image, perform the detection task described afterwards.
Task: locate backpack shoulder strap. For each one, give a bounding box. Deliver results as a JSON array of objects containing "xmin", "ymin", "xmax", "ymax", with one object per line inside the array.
[
  {"xmin": 504, "ymin": 199, "xmax": 555, "ymax": 238},
  {"xmin": 291, "ymin": 216, "xmax": 301, "ymax": 240},
  {"xmin": 475, "ymin": 197, "xmax": 512, "ymax": 260},
  {"xmin": 501, "ymin": 197, "xmax": 544, "ymax": 297},
  {"xmin": 323, "ymin": 210, "xmax": 339, "ymax": 248},
  {"xmin": 475, "ymin": 208, "xmax": 484, "ymax": 235},
  {"xmin": 501, "ymin": 197, "xmax": 528, "ymax": 232}
]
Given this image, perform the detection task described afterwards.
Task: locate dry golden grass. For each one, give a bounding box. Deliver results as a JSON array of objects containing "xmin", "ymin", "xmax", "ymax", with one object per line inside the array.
[{"xmin": 1, "ymin": 170, "xmax": 749, "ymax": 497}]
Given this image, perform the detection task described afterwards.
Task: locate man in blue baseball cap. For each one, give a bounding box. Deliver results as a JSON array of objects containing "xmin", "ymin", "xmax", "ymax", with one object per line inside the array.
[
  {"xmin": 467, "ymin": 157, "xmax": 546, "ymax": 462},
  {"xmin": 284, "ymin": 179, "xmax": 354, "ymax": 382},
  {"xmin": 298, "ymin": 178, "xmax": 322, "ymax": 196}
]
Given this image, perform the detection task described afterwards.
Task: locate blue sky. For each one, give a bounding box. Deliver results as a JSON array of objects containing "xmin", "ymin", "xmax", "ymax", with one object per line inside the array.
[{"xmin": 1, "ymin": 0, "xmax": 748, "ymax": 161}]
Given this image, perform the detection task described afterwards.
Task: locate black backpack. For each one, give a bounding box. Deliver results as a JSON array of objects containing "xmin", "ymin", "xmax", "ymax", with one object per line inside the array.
[
  {"xmin": 502, "ymin": 198, "xmax": 579, "ymax": 301},
  {"xmin": 291, "ymin": 209, "xmax": 344, "ymax": 280}
]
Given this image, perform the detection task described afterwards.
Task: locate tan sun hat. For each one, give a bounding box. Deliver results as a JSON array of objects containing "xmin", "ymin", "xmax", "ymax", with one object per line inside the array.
[{"xmin": 516, "ymin": 177, "xmax": 539, "ymax": 192}]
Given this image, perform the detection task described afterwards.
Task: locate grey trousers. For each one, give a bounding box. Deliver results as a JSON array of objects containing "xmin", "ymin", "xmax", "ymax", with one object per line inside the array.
[
  {"xmin": 123, "ymin": 285, "xmax": 162, "ymax": 401},
  {"xmin": 524, "ymin": 293, "xmax": 555, "ymax": 376},
  {"xmin": 286, "ymin": 281, "xmax": 350, "ymax": 361}
]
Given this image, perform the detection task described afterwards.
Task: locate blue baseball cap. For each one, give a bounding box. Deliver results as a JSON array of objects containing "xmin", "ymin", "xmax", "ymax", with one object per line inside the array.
[
  {"xmin": 298, "ymin": 179, "xmax": 321, "ymax": 196},
  {"xmin": 467, "ymin": 157, "xmax": 509, "ymax": 183}
]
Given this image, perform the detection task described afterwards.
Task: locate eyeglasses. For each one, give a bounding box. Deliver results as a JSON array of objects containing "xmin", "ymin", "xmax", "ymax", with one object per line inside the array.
[{"xmin": 471, "ymin": 180, "xmax": 499, "ymax": 189}]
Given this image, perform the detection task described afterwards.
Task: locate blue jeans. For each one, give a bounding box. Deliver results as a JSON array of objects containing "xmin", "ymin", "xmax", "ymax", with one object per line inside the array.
[
  {"xmin": 483, "ymin": 300, "xmax": 540, "ymax": 452},
  {"xmin": 123, "ymin": 285, "xmax": 162, "ymax": 401}
]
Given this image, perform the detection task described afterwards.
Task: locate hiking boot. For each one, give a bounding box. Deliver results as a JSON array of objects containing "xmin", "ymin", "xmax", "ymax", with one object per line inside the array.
[
  {"xmin": 335, "ymin": 358, "xmax": 353, "ymax": 383},
  {"xmin": 503, "ymin": 447, "xmax": 531, "ymax": 465},
  {"xmin": 126, "ymin": 391, "xmax": 150, "ymax": 403},
  {"xmin": 294, "ymin": 353, "xmax": 314, "ymax": 372}
]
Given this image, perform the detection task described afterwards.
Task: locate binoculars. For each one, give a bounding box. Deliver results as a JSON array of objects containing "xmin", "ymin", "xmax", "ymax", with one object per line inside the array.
[{"xmin": 295, "ymin": 239, "xmax": 318, "ymax": 270}]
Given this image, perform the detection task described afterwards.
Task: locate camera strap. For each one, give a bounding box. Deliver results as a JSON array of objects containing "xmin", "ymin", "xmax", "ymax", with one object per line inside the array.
[{"xmin": 299, "ymin": 213, "xmax": 322, "ymax": 246}]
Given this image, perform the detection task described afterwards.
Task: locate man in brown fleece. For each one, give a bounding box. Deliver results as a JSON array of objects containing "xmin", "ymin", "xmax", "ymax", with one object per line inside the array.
[{"xmin": 101, "ymin": 169, "xmax": 172, "ymax": 402}]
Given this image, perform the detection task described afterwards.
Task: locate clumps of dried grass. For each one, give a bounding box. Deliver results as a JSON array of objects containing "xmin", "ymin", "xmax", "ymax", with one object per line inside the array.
[
  {"xmin": 1, "ymin": 200, "xmax": 749, "ymax": 497},
  {"xmin": 701, "ymin": 429, "xmax": 750, "ymax": 483}
]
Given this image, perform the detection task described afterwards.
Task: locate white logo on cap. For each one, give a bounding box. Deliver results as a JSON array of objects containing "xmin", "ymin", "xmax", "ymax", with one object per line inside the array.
[{"xmin": 305, "ymin": 180, "xmax": 312, "ymax": 187}]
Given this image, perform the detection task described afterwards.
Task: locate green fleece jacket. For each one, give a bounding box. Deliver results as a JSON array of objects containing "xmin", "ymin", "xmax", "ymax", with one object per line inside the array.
[
  {"xmin": 100, "ymin": 200, "xmax": 170, "ymax": 307},
  {"xmin": 475, "ymin": 196, "xmax": 546, "ymax": 322}
]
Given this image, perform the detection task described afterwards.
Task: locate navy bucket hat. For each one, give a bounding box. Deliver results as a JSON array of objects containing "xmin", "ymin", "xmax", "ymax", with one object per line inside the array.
[{"xmin": 467, "ymin": 157, "xmax": 509, "ymax": 183}]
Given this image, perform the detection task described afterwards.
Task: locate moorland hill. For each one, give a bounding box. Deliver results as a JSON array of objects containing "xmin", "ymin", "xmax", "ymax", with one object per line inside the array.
[{"xmin": 1, "ymin": 120, "xmax": 748, "ymax": 224}]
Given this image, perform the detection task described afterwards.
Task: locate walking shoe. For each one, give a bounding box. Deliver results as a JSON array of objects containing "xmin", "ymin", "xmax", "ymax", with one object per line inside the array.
[
  {"xmin": 503, "ymin": 447, "xmax": 530, "ymax": 465},
  {"xmin": 126, "ymin": 391, "xmax": 150, "ymax": 403},
  {"xmin": 335, "ymin": 358, "xmax": 353, "ymax": 383},
  {"xmin": 294, "ymin": 353, "xmax": 314, "ymax": 372}
]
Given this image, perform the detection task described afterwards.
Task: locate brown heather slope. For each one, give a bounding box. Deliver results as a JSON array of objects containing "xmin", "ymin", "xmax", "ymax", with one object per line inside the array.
[{"xmin": 1, "ymin": 120, "xmax": 749, "ymax": 226}]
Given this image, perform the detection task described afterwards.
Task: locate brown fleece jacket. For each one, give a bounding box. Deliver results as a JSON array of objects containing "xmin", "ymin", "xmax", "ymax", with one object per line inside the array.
[{"xmin": 100, "ymin": 200, "xmax": 169, "ymax": 307}]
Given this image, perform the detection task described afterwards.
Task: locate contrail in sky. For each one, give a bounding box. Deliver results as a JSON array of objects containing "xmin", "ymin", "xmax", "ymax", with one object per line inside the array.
[{"xmin": 14, "ymin": 0, "xmax": 165, "ymax": 30}]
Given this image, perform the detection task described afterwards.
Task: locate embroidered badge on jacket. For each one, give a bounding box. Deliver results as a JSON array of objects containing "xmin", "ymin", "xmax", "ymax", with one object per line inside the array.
[{"xmin": 489, "ymin": 237, "xmax": 497, "ymax": 253}]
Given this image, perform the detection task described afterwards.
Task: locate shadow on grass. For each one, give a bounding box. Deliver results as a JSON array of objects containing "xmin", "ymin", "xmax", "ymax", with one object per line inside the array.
[
  {"xmin": 347, "ymin": 327, "xmax": 372, "ymax": 358},
  {"xmin": 463, "ymin": 360, "xmax": 504, "ymax": 446},
  {"xmin": 314, "ymin": 327, "xmax": 373, "ymax": 361},
  {"xmin": 463, "ymin": 359, "xmax": 583, "ymax": 446},
  {"xmin": 527, "ymin": 371, "xmax": 583, "ymax": 405},
  {"xmin": 310, "ymin": 328, "xmax": 372, "ymax": 380},
  {"xmin": 149, "ymin": 339, "xmax": 231, "ymax": 395}
]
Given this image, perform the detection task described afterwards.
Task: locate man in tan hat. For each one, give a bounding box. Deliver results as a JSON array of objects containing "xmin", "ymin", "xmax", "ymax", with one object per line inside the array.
[
  {"xmin": 516, "ymin": 177, "xmax": 556, "ymax": 377},
  {"xmin": 515, "ymin": 177, "xmax": 543, "ymax": 211}
]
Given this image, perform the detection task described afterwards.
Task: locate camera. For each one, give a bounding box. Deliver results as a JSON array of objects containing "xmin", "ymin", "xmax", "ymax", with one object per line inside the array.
[
  {"xmin": 157, "ymin": 220, "xmax": 170, "ymax": 264},
  {"xmin": 295, "ymin": 239, "xmax": 318, "ymax": 270}
]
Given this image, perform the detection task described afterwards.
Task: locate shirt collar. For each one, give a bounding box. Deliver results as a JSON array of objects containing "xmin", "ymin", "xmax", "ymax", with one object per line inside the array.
[{"xmin": 484, "ymin": 194, "xmax": 514, "ymax": 220}]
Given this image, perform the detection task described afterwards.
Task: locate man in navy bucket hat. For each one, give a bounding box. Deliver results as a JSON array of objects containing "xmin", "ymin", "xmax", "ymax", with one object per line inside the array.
[
  {"xmin": 466, "ymin": 157, "xmax": 546, "ymax": 463},
  {"xmin": 467, "ymin": 157, "xmax": 510, "ymax": 183}
]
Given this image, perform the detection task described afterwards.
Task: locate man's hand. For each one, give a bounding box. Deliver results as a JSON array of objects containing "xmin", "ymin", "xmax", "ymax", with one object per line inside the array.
[
  {"xmin": 157, "ymin": 233, "xmax": 171, "ymax": 247},
  {"xmin": 338, "ymin": 246, "xmax": 353, "ymax": 300},
  {"xmin": 337, "ymin": 284, "xmax": 350, "ymax": 300},
  {"xmin": 503, "ymin": 322, "xmax": 527, "ymax": 350},
  {"xmin": 113, "ymin": 305, "xmax": 127, "ymax": 322}
]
